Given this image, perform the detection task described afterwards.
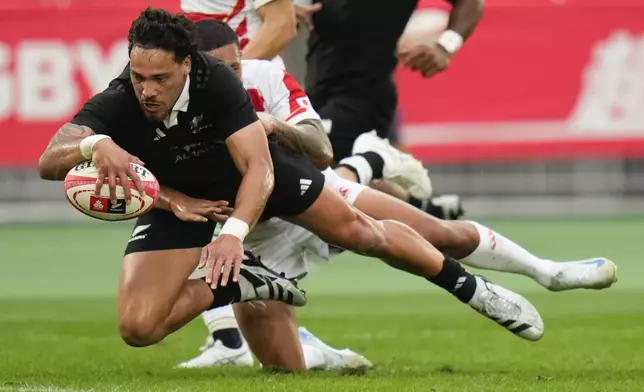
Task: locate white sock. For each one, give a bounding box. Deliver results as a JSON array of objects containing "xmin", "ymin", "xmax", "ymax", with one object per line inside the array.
[
  {"xmin": 458, "ymin": 221, "xmax": 556, "ymax": 288},
  {"xmin": 338, "ymin": 156, "xmax": 372, "ymax": 184},
  {"xmin": 202, "ymin": 304, "xmax": 239, "ymax": 333},
  {"xmin": 301, "ymin": 344, "xmax": 327, "ymax": 370}
]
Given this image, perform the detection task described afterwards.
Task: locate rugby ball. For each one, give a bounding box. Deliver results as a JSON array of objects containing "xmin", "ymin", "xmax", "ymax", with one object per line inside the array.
[{"xmin": 64, "ymin": 161, "xmax": 161, "ymax": 221}]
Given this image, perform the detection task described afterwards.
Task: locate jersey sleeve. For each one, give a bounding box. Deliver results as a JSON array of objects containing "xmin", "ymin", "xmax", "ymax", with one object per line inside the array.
[
  {"xmin": 70, "ymin": 88, "xmax": 127, "ymax": 137},
  {"xmin": 265, "ymin": 64, "xmax": 321, "ymax": 125},
  {"xmin": 209, "ymin": 62, "xmax": 259, "ymax": 140}
]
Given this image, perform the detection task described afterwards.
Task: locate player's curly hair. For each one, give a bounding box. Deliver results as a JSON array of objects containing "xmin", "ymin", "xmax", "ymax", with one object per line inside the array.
[
  {"xmin": 194, "ymin": 19, "xmax": 240, "ymax": 52},
  {"xmin": 127, "ymin": 7, "xmax": 197, "ymax": 62}
]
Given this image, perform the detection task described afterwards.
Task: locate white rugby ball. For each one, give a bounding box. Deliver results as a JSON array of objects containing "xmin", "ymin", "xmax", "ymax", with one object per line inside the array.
[{"xmin": 64, "ymin": 161, "xmax": 161, "ymax": 221}]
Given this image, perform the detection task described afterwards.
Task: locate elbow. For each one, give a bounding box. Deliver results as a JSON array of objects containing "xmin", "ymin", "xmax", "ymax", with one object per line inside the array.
[
  {"xmin": 37, "ymin": 154, "xmax": 55, "ymax": 180},
  {"xmin": 311, "ymin": 148, "xmax": 334, "ymax": 169}
]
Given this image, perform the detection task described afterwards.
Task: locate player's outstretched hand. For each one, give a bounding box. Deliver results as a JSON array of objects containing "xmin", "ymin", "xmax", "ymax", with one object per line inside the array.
[
  {"xmin": 398, "ymin": 42, "xmax": 451, "ymax": 78},
  {"xmin": 171, "ymin": 195, "xmax": 233, "ymax": 223},
  {"xmin": 199, "ymin": 235, "xmax": 244, "ymax": 289},
  {"xmin": 92, "ymin": 138, "xmax": 146, "ymax": 205},
  {"xmin": 295, "ymin": 3, "xmax": 322, "ymax": 31}
]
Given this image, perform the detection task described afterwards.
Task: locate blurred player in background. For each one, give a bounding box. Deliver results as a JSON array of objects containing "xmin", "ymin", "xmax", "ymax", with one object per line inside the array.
[
  {"xmin": 305, "ymin": 0, "xmax": 484, "ymax": 219},
  {"xmin": 180, "ymin": 0, "xmax": 457, "ymax": 219},
  {"xmin": 176, "ymin": 20, "xmax": 619, "ymax": 371},
  {"xmin": 180, "ymin": 0, "xmax": 297, "ymax": 67}
]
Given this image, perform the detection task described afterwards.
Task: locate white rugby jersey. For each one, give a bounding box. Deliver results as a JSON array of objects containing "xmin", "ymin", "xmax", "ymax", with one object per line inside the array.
[
  {"xmin": 241, "ymin": 59, "xmax": 320, "ymax": 124},
  {"xmin": 182, "ymin": 0, "xmax": 285, "ymax": 67}
]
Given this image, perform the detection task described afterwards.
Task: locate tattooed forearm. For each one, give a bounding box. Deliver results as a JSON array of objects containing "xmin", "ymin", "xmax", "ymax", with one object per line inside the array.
[
  {"xmin": 44, "ymin": 123, "xmax": 94, "ymax": 152},
  {"xmin": 271, "ymin": 118, "xmax": 334, "ymax": 169},
  {"xmin": 38, "ymin": 123, "xmax": 95, "ymax": 181}
]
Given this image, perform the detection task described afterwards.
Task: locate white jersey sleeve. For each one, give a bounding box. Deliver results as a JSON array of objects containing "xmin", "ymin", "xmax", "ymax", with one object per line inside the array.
[{"xmin": 241, "ymin": 59, "xmax": 320, "ymax": 124}]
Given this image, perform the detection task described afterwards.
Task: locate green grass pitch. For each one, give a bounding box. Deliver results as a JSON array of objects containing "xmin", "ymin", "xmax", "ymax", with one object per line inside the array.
[{"xmin": 1, "ymin": 218, "xmax": 643, "ymax": 391}]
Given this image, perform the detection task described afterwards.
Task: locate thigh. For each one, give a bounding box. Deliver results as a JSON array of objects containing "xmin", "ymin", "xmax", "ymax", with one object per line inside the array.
[
  {"xmin": 119, "ymin": 209, "xmax": 217, "ymax": 322},
  {"xmin": 286, "ymin": 183, "xmax": 368, "ymax": 250},
  {"xmin": 234, "ymin": 301, "xmax": 305, "ymax": 372},
  {"xmin": 262, "ymin": 146, "xmax": 326, "ymax": 219}
]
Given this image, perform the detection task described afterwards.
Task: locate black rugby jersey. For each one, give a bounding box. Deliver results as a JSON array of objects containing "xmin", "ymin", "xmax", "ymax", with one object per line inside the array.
[{"xmin": 71, "ymin": 52, "xmax": 259, "ymax": 202}]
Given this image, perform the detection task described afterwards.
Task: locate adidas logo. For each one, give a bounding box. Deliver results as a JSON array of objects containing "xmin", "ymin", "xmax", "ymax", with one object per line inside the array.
[
  {"xmin": 153, "ymin": 128, "xmax": 166, "ymax": 141},
  {"xmin": 300, "ymin": 178, "xmax": 312, "ymax": 195}
]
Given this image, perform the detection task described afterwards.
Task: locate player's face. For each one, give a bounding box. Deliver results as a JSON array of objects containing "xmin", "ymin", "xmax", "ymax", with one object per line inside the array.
[
  {"xmin": 208, "ymin": 43, "xmax": 242, "ymax": 79},
  {"xmin": 129, "ymin": 46, "xmax": 191, "ymax": 122}
]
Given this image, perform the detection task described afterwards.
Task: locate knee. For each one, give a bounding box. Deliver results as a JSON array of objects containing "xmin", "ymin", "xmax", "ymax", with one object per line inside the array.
[
  {"xmin": 119, "ymin": 312, "xmax": 164, "ymax": 347},
  {"xmin": 436, "ymin": 221, "xmax": 480, "ymax": 257}
]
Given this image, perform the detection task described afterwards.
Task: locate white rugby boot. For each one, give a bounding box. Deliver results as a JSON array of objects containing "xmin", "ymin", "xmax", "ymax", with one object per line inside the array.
[
  {"xmin": 546, "ymin": 258, "xmax": 618, "ymax": 292},
  {"xmin": 352, "ymin": 130, "xmax": 433, "ymax": 199},
  {"xmin": 177, "ymin": 335, "xmax": 254, "ymax": 368},
  {"xmin": 468, "ymin": 276, "xmax": 544, "ymax": 341},
  {"xmin": 298, "ymin": 327, "xmax": 373, "ymax": 371},
  {"xmin": 238, "ymin": 252, "xmax": 307, "ymax": 306}
]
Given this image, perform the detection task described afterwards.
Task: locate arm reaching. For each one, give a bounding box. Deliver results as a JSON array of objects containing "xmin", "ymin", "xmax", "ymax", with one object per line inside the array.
[
  {"xmin": 226, "ymin": 121, "xmax": 275, "ymax": 227},
  {"xmin": 157, "ymin": 186, "xmax": 232, "ymax": 223},
  {"xmin": 242, "ymin": 0, "xmax": 297, "ymax": 61},
  {"xmin": 38, "ymin": 87, "xmax": 146, "ymax": 203},
  {"xmin": 259, "ymin": 113, "xmax": 332, "ymax": 169},
  {"xmin": 38, "ymin": 123, "xmax": 96, "ymax": 181}
]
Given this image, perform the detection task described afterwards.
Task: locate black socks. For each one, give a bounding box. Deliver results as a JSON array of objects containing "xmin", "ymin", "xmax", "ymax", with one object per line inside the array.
[
  {"xmin": 428, "ymin": 256, "xmax": 477, "ymax": 303},
  {"xmin": 212, "ymin": 328, "xmax": 244, "ymax": 349},
  {"xmin": 202, "ymin": 277, "xmax": 242, "ymax": 310}
]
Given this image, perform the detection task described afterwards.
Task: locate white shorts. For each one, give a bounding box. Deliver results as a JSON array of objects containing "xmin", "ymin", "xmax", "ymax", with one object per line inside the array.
[{"xmin": 192, "ymin": 168, "xmax": 367, "ymax": 280}]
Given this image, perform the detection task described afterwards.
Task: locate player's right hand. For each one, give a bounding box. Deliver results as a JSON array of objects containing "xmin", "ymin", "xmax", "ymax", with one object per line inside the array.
[
  {"xmin": 91, "ymin": 138, "xmax": 146, "ymax": 205},
  {"xmin": 170, "ymin": 195, "xmax": 233, "ymax": 223}
]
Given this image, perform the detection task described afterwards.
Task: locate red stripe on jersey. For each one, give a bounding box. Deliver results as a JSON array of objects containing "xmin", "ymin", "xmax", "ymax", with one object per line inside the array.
[
  {"xmin": 246, "ymin": 88, "xmax": 266, "ymax": 112},
  {"xmin": 281, "ymin": 71, "xmax": 309, "ymax": 118},
  {"xmin": 184, "ymin": 12, "xmax": 228, "ymax": 22}
]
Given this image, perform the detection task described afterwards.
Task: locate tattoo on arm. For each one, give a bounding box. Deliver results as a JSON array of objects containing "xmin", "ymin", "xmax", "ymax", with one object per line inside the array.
[
  {"xmin": 45, "ymin": 123, "xmax": 95, "ymax": 151},
  {"xmin": 273, "ymin": 118, "xmax": 333, "ymax": 168}
]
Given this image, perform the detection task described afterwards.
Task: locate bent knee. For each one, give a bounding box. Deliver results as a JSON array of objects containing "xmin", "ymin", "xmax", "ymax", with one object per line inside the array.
[{"xmin": 119, "ymin": 315, "xmax": 164, "ymax": 347}]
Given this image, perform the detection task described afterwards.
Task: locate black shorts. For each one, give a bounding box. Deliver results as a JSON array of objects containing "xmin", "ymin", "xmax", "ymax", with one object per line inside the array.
[
  {"xmin": 125, "ymin": 146, "xmax": 325, "ymax": 255},
  {"xmin": 312, "ymin": 90, "xmax": 396, "ymax": 161}
]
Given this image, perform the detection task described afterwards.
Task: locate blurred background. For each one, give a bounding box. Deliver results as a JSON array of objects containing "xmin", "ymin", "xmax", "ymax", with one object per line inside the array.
[
  {"xmin": 0, "ymin": 3, "xmax": 643, "ymax": 389},
  {"xmin": 1, "ymin": 0, "xmax": 644, "ymax": 223}
]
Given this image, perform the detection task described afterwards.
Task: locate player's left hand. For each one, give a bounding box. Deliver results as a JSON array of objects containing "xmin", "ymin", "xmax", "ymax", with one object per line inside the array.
[
  {"xmin": 199, "ymin": 235, "xmax": 244, "ymax": 289},
  {"xmin": 398, "ymin": 42, "xmax": 451, "ymax": 78},
  {"xmin": 295, "ymin": 3, "xmax": 322, "ymax": 31}
]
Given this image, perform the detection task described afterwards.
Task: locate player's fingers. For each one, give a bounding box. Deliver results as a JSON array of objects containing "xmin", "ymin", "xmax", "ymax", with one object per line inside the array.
[
  {"xmin": 220, "ymin": 256, "xmax": 233, "ymax": 287},
  {"xmin": 129, "ymin": 155, "xmax": 145, "ymax": 166},
  {"xmin": 211, "ymin": 256, "xmax": 224, "ymax": 289},
  {"xmin": 211, "ymin": 212, "xmax": 229, "ymax": 223},
  {"xmin": 198, "ymin": 247, "xmax": 209, "ymax": 270},
  {"xmin": 126, "ymin": 166, "xmax": 146, "ymax": 198},
  {"xmin": 233, "ymin": 254, "xmax": 242, "ymax": 283},
  {"xmin": 219, "ymin": 206, "xmax": 234, "ymax": 216},
  {"xmin": 95, "ymin": 171, "xmax": 106, "ymax": 197},
  {"xmin": 118, "ymin": 171, "xmax": 132, "ymax": 204},
  {"xmin": 108, "ymin": 171, "xmax": 117, "ymax": 204}
]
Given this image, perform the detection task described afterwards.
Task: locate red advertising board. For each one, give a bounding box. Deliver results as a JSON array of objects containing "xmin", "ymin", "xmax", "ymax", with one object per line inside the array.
[
  {"xmin": 0, "ymin": 1, "xmax": 178, "ymax": 166},
  {"xmin": 399, "ymin": 0, "xmax": 644, "ymax": 162},
  {"xmin": 0, "ymin": 0, "xmax": 642, "ymax": 165}
]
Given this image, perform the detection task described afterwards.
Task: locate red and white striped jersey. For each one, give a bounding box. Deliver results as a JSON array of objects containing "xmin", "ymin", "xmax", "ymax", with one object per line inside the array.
[
  {"xmin": 181, "ymin": 0, "xmax": 284, "ymax": 67},
  {"xmin": 241, "ymin": 59, "xmax": 320, "ymax": 125}
]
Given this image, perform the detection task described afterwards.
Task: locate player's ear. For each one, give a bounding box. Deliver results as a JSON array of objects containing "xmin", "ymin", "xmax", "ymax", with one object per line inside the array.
[{"xmin": 183, "ymin": 55, "xmax": 192, "ymax": 75}]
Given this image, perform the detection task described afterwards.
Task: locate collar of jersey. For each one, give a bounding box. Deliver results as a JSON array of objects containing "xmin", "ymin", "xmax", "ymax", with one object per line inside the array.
[{"xmin": 163, "ymin": 75, "xmax": 190, "ymax": 129}]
